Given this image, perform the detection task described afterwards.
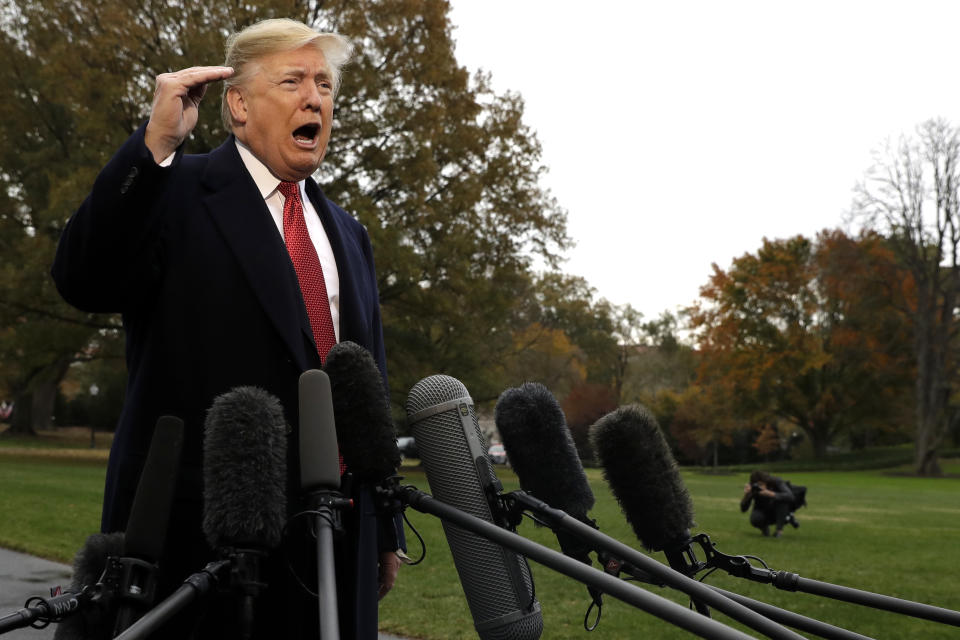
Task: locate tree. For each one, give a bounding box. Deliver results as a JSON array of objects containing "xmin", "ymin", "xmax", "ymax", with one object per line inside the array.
[
  {"xmin": 0, "ymin": 0, "xmax": 571, "ymax": 423},
  {"xmin": 318, "ymin": 0, "xmax": 570, "ymax": 405},
  {"xmin": 561, "ymin": 382, "xmax": 617, "ymax": 461},
  {"xmin": 668, "ymin": 384, "xmax": 745, "ymax": 468},
  {"xmin": 752, "ymin": 423, "xmax": 782, "ymax": 459},
  {"xmin": 620, "ymin": 310, "xmax": 698, "ymax": 404},
  {"xmin": 516, "ymin": 272, "xmax": 620, "ymax": 386},
  {"xmin": 0, "ymin": 0, "xmax": 149, "ymax": 433},
  {"xmin": 816, "ymin": 229, "xmax": 915, "ymax": 449},
  {"xmin": 688, "ymin": 231, "xmax": 913, "ymax": 458},
  {"xmin": 499, "ymin": 322, "xmax": 586, "ymax": 400},
  {"xmin": 853, "ymin": 118, "xmax": 960, "ymax": 475},
  {"xmin": 609, "ymin": 303, "xmax": 643, "ymax": 402}
]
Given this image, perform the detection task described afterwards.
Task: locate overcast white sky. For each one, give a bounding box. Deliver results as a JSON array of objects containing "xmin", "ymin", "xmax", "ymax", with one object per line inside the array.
[{"xmin": 447, "ymin": 1, "xmax": 960, "ymax": 321}]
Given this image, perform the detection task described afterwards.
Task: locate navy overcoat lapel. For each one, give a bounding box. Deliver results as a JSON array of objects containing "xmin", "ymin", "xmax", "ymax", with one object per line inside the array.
[{"xmin": 199, "ymin": 136, "xmax": 320, "ymax": 371}]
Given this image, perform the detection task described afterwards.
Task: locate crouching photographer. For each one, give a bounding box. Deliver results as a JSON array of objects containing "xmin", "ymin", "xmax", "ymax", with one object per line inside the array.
[{"xmin": 740, "ymin": 470, "xmax": 806, "ymax": 538}]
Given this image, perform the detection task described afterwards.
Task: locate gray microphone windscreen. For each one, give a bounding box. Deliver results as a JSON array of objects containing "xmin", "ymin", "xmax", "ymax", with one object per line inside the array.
[
  {"xmin": 299, "ymin": 369, "xmax": 341, "ymax": 491},
  {"xmin": 407, "ymin": 374, "xmax": 543, "ymax": 640}
]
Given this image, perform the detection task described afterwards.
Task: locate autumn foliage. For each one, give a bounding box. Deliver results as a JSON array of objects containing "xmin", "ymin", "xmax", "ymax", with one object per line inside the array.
[
  {"xmin": 686, "ymin": 230, "xmax": 914, "ymax": 458},
  {"xmin": 562, "ymin": 382, "xmax": 618, "ymax": 461}
]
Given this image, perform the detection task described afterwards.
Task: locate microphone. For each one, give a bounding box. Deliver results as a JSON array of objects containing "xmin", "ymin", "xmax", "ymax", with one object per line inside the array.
[
  {"xmin": 297, "ymin": 368, "xmax": 357, "ymax": 640},
  {"xmin": 588, "ymin": 404, "xmax": 708, "ymax": 613},
  {"xmin": 298, "ymin": 369, "xmax": 341, "ymax": 495},
  {"xmin": 53, "ymin": 416, "xmax": 184, "ymax": 639},
  {"xmin": 589, "ymin": 405, "xmax": 694, "ymax": 555},
  {"xmin": 112, "ymin": 415, "xmax": 185, "ymax": 634},
  {"xmin": 495, "ymin": 383, "xmax": 594, "ymax": 521},
  {"xmin": 51, "ymin": 533, "xmax": 125, "ymax": 640},
  {"xmin": 323, "ymin": 340, "xmax": 401, "ymax": 483},
  {"xmin": 203, "ymin": 386, "xmax": 287, "ymax": 638},
  {"xmin": 406, "ymin": 374, "xmax": 543, "ymax": 640},
  {"xmin": 494, "ymin": 383, "xmax": 600, "ymax": 576}
]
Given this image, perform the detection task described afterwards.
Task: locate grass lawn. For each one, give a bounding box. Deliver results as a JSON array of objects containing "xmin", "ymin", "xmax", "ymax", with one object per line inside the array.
[
  {"xmin": 0, "ymin": 456, "xmax": 105, "ymax": 561},
  {"xmin": 1, "ymin": 451, "xmax": 957, "ymax": 639}
]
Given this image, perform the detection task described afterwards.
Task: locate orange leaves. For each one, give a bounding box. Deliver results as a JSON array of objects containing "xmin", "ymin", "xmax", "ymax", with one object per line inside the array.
[{"xmin": 686, "ymin": 230, "xmax": 915, "ymax": 455}]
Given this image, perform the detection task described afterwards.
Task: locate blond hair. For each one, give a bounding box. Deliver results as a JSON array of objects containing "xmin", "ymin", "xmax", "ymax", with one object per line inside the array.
[{"xmin": 220, "ymin": 18, "xmax": 353, "ymax": 130}]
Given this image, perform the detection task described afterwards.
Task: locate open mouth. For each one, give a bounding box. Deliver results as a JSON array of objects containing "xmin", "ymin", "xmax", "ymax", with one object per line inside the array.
[{"xmin": 292, "ymin": 123, "xmax": 321, "ymax": 146}]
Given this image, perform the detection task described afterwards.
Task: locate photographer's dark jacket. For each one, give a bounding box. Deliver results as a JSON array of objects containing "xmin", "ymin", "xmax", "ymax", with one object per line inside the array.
[{"xmin": 740, "ymin": 477, "xmax": 793, "ymax": 514}]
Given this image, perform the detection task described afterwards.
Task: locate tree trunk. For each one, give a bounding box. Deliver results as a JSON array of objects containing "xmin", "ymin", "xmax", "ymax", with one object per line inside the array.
[
  {"xmin": 5, "ymin": 358, "xmax": 72, "ymax": 437},
  {"xmin": 6, "ymin": 391, "xmax": 35, "ymax": 436},
  {"xmin": 30, "ymin": 373, "xmax": 60, "ymax": 431},
  {"xmin": 913, "ymin": 295, "xmax": 947, "ymax": 477},
  {"xmin": 808, "ymin": 425, "xmax": 829, "ymax": 459},
  {"xmin": 916, "ymin": 444, "xmax": 942, "ymax": 476}
]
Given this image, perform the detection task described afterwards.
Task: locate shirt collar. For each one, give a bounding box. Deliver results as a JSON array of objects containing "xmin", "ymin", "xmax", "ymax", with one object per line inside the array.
[{"xmin": 235, "ymin": 138, "xmax": 302, "ymax": 199}]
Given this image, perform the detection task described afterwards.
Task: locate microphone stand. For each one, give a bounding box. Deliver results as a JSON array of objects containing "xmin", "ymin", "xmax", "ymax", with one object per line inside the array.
[
  {"xmin": 302, "ymin": 487, "xmax": 353, "ymax": 640},
  {"xmin": 0, "ymin": 588, "xmax": 97, "ymax": 634},
  {"xmin": 691, "ymin": 534, "xmax": 960, "ymax": 627},
  {"xmin": 500, "ymin": 490, "xmax": 806, "ymax": 640},
  {"xmin": 108, "ymin": 555, "xmax": 161, "ymax": 635},
  {"xmin": 113, "ymin": 560, "xmax": 230, "ymax": 640},
  {"xmin": 592, "ymin": 553, "xmax": 873, "ymax": 640},
  {"xmin": 387, "ymin": 482, "xmax": 760, "ymax": 640},
  {"xmin": 0, "ymin": 551, "xmax": 156, "ymax": 637},
  {"xmin": 702, "ymin": 585, "xmax": 874, "ymax": 640}
]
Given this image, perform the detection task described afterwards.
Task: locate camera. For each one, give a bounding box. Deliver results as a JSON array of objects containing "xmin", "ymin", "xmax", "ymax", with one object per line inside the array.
[{"xmin": 750, "ymin": 482, "xmax": 763, "ymax": 494}]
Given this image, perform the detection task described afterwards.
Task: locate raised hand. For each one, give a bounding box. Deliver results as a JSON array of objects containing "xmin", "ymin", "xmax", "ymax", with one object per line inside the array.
[{"xmin": 144, "ymin": 66, "xmax": 234, "ymax": 163}]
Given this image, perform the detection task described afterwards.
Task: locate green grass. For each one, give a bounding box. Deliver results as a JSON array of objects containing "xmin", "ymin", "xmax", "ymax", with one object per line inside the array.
[
  {"xmin": 2, "ymin": 453, "xmax": 958, "ymax": 638},
  {"xmin": 0, "ymin": 457, "xmax": 106, "ymax": 561},
  {"xmin": 0, "ymin": 425, "xmax": 113, "ymax": 451}
]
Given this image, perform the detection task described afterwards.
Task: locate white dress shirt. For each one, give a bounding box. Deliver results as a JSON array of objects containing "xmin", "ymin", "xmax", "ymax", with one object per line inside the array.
[{"xmin": 234, "ymin": 140, "xmax": 341, "ymax": 342}]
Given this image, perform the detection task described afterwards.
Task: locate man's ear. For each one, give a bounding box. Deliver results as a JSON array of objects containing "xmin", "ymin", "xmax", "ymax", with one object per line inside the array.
[{"xmin": 226, "ymin": 86, "xmax": 247, "ymax": 125}]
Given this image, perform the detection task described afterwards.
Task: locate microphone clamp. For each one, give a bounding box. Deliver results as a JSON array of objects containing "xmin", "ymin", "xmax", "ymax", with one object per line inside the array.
[
  {"xmin": 102, "ymin": 554, "xmax": 160, "ymax": 611},
  {"xmin": 301, "ymin": 489, "xmax": 353, "ymax": 541},
  {"xmin": 663, "ymin": 533, "xmax": 709, "ymax": 579},
  {"xmin": 492, "ymin": 490, "xmax": 526, "ymax": 530},
  {"xmin": 372, "ymin": 475, "xmax": 408, "ymax": 516},
  {"xmin": 218, "ymin": 548, "xmax": 269, "ymax": 597},
  {"xmin": 692, "ymin": 533, "xmax": 780, "ymax": 584},
  {"xmin": 304, "ymin": 492, "xmax": 354, "ymax": 511}
]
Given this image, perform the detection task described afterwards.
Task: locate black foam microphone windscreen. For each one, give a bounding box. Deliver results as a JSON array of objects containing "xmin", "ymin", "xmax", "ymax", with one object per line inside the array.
[
  {"xmin": 494, "ymin": 382, "xmax": 594, "ymax": 519},
  {"xmin": 494, "ymin": 383, "xmax": 603, "ymax": 604},
  {"xmin": 53, "ymin": 532, "xmax": 126, "ymax": 640},
  {"xmin": 323, "ymin": 341, "xmax": 400, "ymax": 483},
  {"xmin": 589, "ymin": 405, "xmax": 694, "ymax": 552},
  {"xmin": 407, "ymin": 375, "xmax": 543, "ymax": 640},
  {"xmin": 203, "ymin": 386, "xmax": 287, "ymax": 550}
]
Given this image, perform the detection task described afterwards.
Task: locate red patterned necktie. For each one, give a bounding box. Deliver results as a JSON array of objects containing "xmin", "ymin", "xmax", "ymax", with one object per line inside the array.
[
  {"xmin": 278, "ymin": 182, "xmax": 346, "ymax": 474},
  {"xmin": 278, "ymin": 181, "xmax": 337, "ymax": 362}
]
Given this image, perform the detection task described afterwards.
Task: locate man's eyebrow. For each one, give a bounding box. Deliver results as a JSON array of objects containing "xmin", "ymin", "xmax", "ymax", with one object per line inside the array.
[
  {"xmin": 278, "ymin": 66, "xmax": 307, "ymax": 77},
  {"xmin": 278, "ymin": 66, "xmax": 331, "ymax": 81}
]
